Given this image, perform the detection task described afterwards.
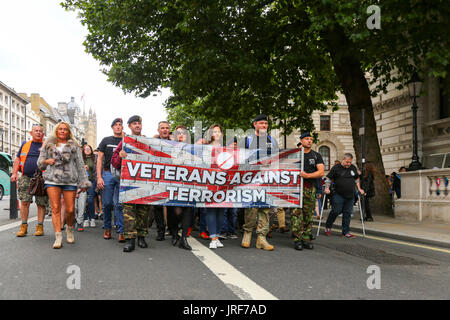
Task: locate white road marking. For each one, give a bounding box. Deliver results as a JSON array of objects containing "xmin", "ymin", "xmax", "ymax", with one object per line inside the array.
[
  {"xmin": 189, "ymin": 237, "xmax": 278, "ymax": 300},
  {"xmin": 316, "ymin": 226, "xmax": 450, "ymax": 254},
  {"xmin": 0, "ymin": 216, "xmax": 38, "ymax": 232}
]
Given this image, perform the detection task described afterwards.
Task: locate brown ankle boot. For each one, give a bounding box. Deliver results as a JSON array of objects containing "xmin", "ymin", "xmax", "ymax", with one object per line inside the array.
[
  {"xmin": 256, "ymin": 235, "xmax": 274, "ymax": 251},
  {"xmin": 16, "ymin": 223, "xmax": 28, "ymax": 237},
  {"xmin": 35, "ymin": 224, "xmax": 44, "ymax": 236},
  {"xmin": 241, "ymin": 231, "xmax": 252, "ymax": 248},
  {"xmin": 104, "ymin": 229, "xmax": 111, "ymax": 239}
]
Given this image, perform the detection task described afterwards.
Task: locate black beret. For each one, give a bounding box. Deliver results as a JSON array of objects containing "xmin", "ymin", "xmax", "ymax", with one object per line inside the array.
[
  {"xmin": 253, "ymin": 114, "xmax": 268, "ymax": 122},
  {"xmin": 300, "ymin": 132, "xmax": 312, "ymax": 139},
  {"xmin": 111, "ymin": 118, "xmax": 123, "ymax": 127},
  {"xmin": 127, "ymin": 115, "xmax": 142, "ymax": 124}
]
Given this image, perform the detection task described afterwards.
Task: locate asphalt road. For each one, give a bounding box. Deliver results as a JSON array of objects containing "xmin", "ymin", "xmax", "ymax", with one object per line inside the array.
[{"xmin": 0, "ymin": 202, "xmax": 449, "ymax": 300}]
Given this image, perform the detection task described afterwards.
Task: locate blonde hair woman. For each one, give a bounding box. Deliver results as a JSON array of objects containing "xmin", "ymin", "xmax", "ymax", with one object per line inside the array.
[{"xmin": 37, "ymin": 121, "xmax": 91, "ymax": 249}]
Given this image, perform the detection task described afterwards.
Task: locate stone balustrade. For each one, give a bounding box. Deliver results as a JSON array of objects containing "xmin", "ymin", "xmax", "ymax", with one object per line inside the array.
[
  {"xmin": 428, "ymin": 174, "xmax": 449, "ymax": 199},
  {"xmin": 395, "ymin": 168, "xmax": 450, "ymax": 223}
]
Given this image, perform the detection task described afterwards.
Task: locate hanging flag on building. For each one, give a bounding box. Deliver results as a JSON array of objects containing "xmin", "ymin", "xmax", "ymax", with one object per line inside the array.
[{"xmin": 119, "ymin": 135, "xmax": 304, "ymax": 208}]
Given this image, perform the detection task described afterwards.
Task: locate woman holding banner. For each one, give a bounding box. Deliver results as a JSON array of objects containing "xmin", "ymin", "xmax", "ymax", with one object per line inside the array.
[
  {"xmin": 168, "ymin": 125, "xmax": 194, "ymax": 250},
  {"xmin": 204, "ymin": 124, "xmax": 226, "ymax": 249}
]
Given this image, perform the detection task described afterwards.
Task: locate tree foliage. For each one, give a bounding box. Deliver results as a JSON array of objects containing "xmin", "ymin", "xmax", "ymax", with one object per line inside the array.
[
  {"xmin": 62, "ymin": 0, "xmax": 449, "ymax": 131},
  {"xmin": 62, "ymin": 0, "xmax": 450, "ymax": 214}
]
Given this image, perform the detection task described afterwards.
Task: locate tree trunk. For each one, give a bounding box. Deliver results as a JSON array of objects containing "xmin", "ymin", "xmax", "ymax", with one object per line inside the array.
[{"xmin": 322, "ymin": 25, "xmax": 393, "ymax": 216}]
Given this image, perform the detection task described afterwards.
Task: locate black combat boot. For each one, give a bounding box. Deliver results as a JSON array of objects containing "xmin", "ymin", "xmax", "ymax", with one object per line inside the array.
[
  {"xmin": 137, "ymin": 236, "xmax": 148, "ymax": 248},
  {"xmin": 123, "ymin": 238, "xmax": 135, "ymax": 252},
  {"xmin": 171, "ymin": 230, "xmax": 180, "ymax": 246},
  {"xmin": 178, "ymin": 236, "xmax": 192, "ymax": 250},
  {"xmin": 156, "ymin": 231, "xmax": 165, "ymax": 241},
  {"xmin": 294, "ymin": 241, "xmax": 303, "ymax": 251},
  {"xmin": 301, "ymin": 240, "xmax": 314, "ymax": 250}
]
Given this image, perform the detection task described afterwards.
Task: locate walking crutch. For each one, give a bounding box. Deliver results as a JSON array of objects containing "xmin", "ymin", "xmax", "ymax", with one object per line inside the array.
[
  {"xmin": 357, "ymin": 194, "xmax": 366, "ymax": 237},
  {"xmin": 316, "ymin": 193, "xmax": 327, "ymax": 237}
]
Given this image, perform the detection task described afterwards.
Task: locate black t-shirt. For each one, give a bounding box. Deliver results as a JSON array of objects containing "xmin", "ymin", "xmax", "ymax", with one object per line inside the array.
[
  {"xmin": 97, "ymin": 136, "xmax": 123, "ymax": 170},
  {"xmin": 327, "ymin": 164, "xmax": 359, "ymax": 199},
  {"xmin": 301, "ymin": 150, "xmax": 324, "ymax": 187}
]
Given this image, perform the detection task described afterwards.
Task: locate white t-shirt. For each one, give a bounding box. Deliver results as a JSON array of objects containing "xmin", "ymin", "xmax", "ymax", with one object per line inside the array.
[{"xmin": 56, "ymin": 143, "xmax": 66, "ymax": 153}]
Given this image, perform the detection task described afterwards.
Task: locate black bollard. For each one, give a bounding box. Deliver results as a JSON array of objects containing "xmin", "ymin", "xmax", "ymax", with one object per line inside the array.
[{"xmin": 10, "ymin": 181, "xmax": 18, "ymax": 219}]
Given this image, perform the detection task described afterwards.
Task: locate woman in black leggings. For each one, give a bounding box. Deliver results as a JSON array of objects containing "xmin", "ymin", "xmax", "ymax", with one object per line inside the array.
[{"xmin": 167, "ymin": 125, "xmax": 194, "ymax": 250}]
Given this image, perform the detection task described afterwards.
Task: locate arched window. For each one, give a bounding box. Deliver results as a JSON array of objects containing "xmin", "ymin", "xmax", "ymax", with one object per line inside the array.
[{"xmin": 319, "ymin": 146, "xmax": 330, "ymax": 171}]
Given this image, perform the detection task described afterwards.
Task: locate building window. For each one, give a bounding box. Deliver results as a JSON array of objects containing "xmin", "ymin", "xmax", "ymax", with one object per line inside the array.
[
  {"xmin": 319, "ymin": 146, "xmax": 330, "ymax": 171},
  {"xmin": 320, "ymin": 115, "xmax": 331, "ymax": 131}
]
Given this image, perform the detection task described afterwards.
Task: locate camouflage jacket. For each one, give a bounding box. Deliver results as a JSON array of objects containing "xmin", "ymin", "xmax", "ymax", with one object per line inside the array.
[{"xmin": 37, "ymin": 136, "xmax": 92, "ymax": 189}]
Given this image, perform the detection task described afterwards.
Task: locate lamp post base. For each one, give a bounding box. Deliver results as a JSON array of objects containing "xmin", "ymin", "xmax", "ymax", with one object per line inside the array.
[{"xmin": 407, "ymin": 160, "xmax": 423, "ymax": 171}]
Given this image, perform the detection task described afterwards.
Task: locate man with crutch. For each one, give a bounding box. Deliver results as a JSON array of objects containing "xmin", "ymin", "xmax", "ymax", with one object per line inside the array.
[{"xmin": 321, "ymin": 153, "xmax": 365, "ymax": 238}]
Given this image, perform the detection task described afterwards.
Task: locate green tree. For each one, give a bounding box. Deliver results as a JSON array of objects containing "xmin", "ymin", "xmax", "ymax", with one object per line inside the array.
[{"xmin": 62, "ymin": 0, "xmax": 449, "ymax": 215}]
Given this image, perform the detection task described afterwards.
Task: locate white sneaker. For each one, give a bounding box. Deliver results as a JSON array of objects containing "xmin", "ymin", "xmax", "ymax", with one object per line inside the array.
[
  {"xmin": 90, "ymin": 219, "xmax": 96, "ymax": 227},
  {"xmin": 83, "ymin": 220, "xmax": 89, "ymax": 228},
  {"xmin": 216, "ymin": 239, "xmax": 224, "ymax": 248},
  {"xmin": 209, "ymin": 240, "xmax": 217, "ymax": 249}
]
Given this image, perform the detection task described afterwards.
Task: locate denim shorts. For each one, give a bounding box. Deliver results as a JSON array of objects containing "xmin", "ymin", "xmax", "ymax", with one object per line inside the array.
[{"xmin": 44, "ymin": 184, "xmax": 78, "ymax": 191}]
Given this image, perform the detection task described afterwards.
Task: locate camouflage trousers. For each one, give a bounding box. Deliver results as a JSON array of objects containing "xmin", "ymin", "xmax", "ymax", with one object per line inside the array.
[
  {"xmin": 269, "ymin": 207, "xmax": 288, "ymax": 228},
  {"xmin": 123, "ymin": 203, "xmax": 150, "ymax": 239},
  {"xmin": 291, "ymin": 186, "xmax": 316, "ymax": 242},
  {"xmin": 243, "ymin": 208, "xmax": 270, "ymax": 236}
]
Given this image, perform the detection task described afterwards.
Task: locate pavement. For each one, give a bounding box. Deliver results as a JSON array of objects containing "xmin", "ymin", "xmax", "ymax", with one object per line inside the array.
[
  {"xmin": 315, "ymin": 208, "xmax": 450, "ymax": 249},
  {"xmin": 1, "ymin": 195, "xmax": 450, "ymax": 249}
]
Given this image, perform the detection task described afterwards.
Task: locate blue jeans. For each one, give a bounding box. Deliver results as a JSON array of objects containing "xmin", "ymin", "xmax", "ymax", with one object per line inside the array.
[
  {"xmin": 101, "ymin": 171, "xmax": 124, "ymax": 233},
  {"xmin": 44, "ymin": 184, "xmax": 77, "ymax": 191},
  {"xmin": 325, "ymin": 193, "xmax": 354, "ymax": 235},
  {"xmin": 199, "ymin": 208, "xmax": 207, "ymax": 233},
  {"xmin": 204, "ymin": 208, "xmax": 225, "ymax": 238},
  {"xmin": 220, "ymin": 208, "xmax": 238, "ymax": 234},
  {"xmin": 84, "ymin": 180, "xmax": 96, "ymax": 221}
]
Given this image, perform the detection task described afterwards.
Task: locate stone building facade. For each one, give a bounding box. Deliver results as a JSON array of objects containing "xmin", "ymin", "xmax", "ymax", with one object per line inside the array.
[
  {"xmin": 279, "ymin": 73, "xmax": 449, "ymax": 176},
  {"xmin": 81, "ymin": 107, "xmax": 98, "ymax": 149},
  {"xmin": 278, "ymin": 93, "xmax": 355, "ymax": 173},
  {"xmin": 0, "ymin": 81, "xmax": 28, "ymax": 156}
]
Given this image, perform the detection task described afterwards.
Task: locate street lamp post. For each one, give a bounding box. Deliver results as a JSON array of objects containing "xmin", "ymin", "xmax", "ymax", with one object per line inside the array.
[{"xmin": 407, "ymin": 72, "xmax": 424, "ymax": 171}]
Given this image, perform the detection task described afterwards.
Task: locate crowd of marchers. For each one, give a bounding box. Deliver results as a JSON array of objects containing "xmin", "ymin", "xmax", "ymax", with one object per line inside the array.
[{"xmin": 12, "ymin": 114, "xmax": 386, "ymax": 252}]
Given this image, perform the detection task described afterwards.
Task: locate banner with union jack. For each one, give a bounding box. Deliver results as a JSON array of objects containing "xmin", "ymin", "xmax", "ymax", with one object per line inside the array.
[{"xmin": 119, "ymin": 135, "xmax": 304, "ymax": 208}]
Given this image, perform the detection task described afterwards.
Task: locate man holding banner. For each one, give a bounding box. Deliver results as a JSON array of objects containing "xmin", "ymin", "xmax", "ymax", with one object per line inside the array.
[
  {"xmin": 112, "ymin": 115, "xmax": 150, "ymax": 252},
  {"xmin": 241, "ymin": 114, "xmax": 278, "ymax": 251},
  {"xmin": 153, "ymin": 121, "xmax": 172, "ymax": 241},
  {"xmin": 291, "ymin": 132, "xmax": 324, "ymax": 250}
]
